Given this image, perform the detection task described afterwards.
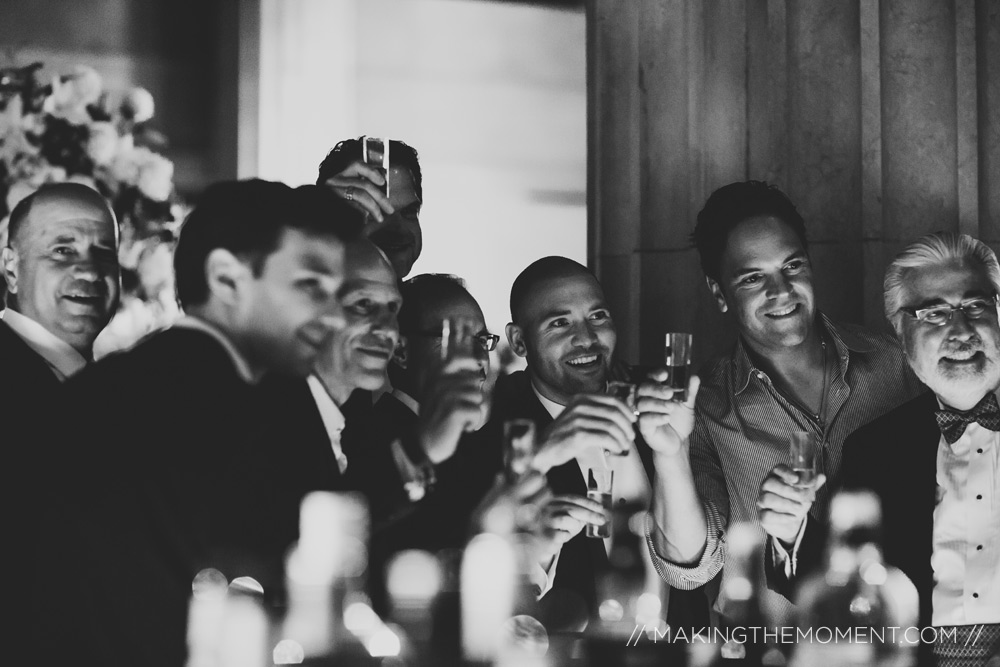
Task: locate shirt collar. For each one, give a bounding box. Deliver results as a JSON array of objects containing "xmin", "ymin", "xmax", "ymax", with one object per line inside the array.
[
  {"xmin": 1, "ymin": 308, "xmax": 88, "ymax": 381},
  {"xmin": 732, "ymin": 312, "xmax": 871, "ymax": 395},
  {"xmin": 306, "ymin": 374, "xmax": 346, "ymax": 434},
  {"xmin": 531, "ymin": 381, "xmax": 566, "ymax": 419},
  {"xmin": 171, "ymin": 316, "xmax": 256, "ymax": 384},
  {"xmin": 390, "ymin": 388, "xmax": 421, "ymax": 416}
]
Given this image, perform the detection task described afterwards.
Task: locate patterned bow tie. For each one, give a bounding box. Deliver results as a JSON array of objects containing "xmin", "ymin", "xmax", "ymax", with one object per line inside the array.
[{"xmin": 934, "ymin": 392, "xmax": 1000, "ymax": 444}]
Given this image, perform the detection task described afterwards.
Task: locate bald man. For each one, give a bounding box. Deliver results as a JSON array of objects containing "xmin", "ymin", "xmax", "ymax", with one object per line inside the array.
[
  {"xmin": 0, "ymin": 182, "xmax": 119, "ymax": 665},
  {"xmin": 1, "ymin": 182, "xmax": 120, "ymax": 381}
]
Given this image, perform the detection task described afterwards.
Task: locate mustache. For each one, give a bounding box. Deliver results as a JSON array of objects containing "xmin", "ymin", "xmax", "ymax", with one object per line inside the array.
[
  {"xmin": 940, "ymin": 338, "xmax": 983, "ymax": 355},
  {"xmin": 564, "ymin": 345, "xmax": 610, "ymax": 360}
]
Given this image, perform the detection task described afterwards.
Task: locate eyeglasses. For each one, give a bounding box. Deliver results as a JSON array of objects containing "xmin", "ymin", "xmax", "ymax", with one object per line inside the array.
[
  {"xmin": 407, "ymin": 330, "xmax": 500, "ymax": 352},
  {"xmin": 901, "ymin": 294, "xmax": 998, "ymax": 326}
]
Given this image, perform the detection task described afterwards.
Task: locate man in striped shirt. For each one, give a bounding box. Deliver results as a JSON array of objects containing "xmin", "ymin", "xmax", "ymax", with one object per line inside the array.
[{"xmin": 645, "ymin": 181, "xmax": 923, "ymax": 625}]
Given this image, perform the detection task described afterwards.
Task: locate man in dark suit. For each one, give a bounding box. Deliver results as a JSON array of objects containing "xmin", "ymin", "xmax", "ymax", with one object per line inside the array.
[
  {"xmin": 800, "ymin": 232, "xmax": 1000, "ymax": 664},
  {"xmin": 31, "ymin": 180, "xmax": 362, "ymax": 667},
  {"xmin": 496, "ymin": 256, "xmax": 698, "ymax": 631},
  {"xmin": 0, "ymin": 182, "xmax": 120, "ymax": 664}
]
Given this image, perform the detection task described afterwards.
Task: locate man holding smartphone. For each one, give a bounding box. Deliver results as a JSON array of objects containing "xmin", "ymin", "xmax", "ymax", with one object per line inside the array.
[{"xmin": 318, "ymin": 137, "xmax": 424, "ymax": 279}]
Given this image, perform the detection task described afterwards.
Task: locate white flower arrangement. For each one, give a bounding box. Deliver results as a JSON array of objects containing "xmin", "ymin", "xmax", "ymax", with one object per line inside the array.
[{"xmin": 0, "ymin": 62, "xmax": 184, "ymax": 257}]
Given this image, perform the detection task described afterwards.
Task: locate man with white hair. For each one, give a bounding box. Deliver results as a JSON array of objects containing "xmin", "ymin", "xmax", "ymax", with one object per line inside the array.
[{"xmin": 812, "ymin": 232, "xmax": 1000, "ymax": 664}]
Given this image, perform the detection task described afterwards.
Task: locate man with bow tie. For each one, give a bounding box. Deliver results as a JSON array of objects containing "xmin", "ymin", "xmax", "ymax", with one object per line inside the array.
[{"xmin": 803, "ymin": 232, "xmax": 1000, "ymax": 665}]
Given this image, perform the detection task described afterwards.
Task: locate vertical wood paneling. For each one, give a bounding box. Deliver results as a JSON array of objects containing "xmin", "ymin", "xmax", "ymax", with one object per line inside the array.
[
  {"xmin": 956, "ymin": 0, "xmax": 980, "ymax": 238},
  {"xmin": 589, "ymin": 0, "xmax": 641, "ymax": 361},
  {"xmin": 590, "ymin": 0, "xmax": 1000, "ymax": 362},
  {"xmin": 861, "ymin": 0, "xmax": 886, "ymax": 326},
  {"xmin": 978, "ymin": 0, "xmax": 1000, "ymax": 243},
  {"xmin": 880, "ymin": 0, "xmax": 959, "ymax": 241},
  {"xmin": 787, "ymin": 2, "xmax": 863, "ymax": 323},
  {"xmin": 747, "ymin": 0, "xmax": 787, "ymax": 184}
]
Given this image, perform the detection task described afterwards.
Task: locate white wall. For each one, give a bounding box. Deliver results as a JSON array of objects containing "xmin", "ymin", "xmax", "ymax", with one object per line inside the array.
[{"xmin": 252, "ymin": 0, "xmax": 587, "ymax": 337}]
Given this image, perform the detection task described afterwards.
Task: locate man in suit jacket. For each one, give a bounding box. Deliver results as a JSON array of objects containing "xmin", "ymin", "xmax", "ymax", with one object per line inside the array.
[
  {"xmin": 799, "ymin": 232, "xmax": 1000, "ymax": 664},
  {"xmin": 0, "ymin": 182, "xmax": 120, "ymax": 664},
  {"xmin": 31, "ymin": 180, "xmax": 362, "ymax": 667},
  {"xmin": 257, "ymin": 237, "xmax": 404, "ymax": 539},
  {"xmin": 496, "ymin": 256, "xmax": 699, "ymax": 631}
]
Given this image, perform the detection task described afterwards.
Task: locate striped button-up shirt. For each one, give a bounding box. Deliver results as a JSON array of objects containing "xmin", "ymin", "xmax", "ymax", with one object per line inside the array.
[{"xmin": 649, "ymin": 314, "xmax": 925, "ymax": 623}]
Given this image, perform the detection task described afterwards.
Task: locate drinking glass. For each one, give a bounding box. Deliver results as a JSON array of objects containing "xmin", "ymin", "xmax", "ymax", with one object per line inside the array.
[
  {"xmin": 788, "ymin": 431, "xmax": 819, "ymax": 486},
  {"xmin": 502, "ymin": 419, "xmax": 537, "ymax": 482},
  {"xmin": 440, "ymin": 318, "xmax": 478, "ymax": 361},
  {"xmin": 585, "ymin": 469, "xmax": 614, "ymax": 539},
  {"xmin": 664, "ymin": 333, "xmax": 693, "ymax": 401},
  {"xmin": 361, "ymin": 135, "xmax": 390, "ymax": 197}
]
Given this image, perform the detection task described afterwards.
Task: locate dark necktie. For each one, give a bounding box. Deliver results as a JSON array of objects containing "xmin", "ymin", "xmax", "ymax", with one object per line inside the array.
[{"xmin": 934, "ymin": 392, "xmax": 1000, "ymax": 445}]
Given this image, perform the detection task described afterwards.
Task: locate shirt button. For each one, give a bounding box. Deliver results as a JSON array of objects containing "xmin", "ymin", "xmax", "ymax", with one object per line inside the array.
[
  {"xmin": 973, "ymin": 593, "xmax": 980, "ymax": 599},
  {"xmin": 977, "ymin": 494, "xmax": 983, "ymax": 500},
  {"xmin": 978, "ymin": 449, "xmax": 984, "ymax": 454},
  {"xmin": 978, "ymin": 545, "xmax": 984, "ymax": 551}
]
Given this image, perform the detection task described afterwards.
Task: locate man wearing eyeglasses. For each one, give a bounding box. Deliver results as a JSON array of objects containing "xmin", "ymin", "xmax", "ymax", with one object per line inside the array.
[{"xmin": 798, "ymin": 232, "xmax": 1000, "ymax": 663}]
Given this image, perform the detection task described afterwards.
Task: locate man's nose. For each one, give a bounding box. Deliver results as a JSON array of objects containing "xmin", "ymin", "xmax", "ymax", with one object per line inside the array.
[
  {"xmin": 946, "ymin": 309, "xmax": 977, "ymax": 339},
  {"xmin": 764, "ymin": 273, "xmax": 793, "ymax": 299},
  {"xmin": 571, "ymin": 321, "xmax": 600, "ymax": 346}
]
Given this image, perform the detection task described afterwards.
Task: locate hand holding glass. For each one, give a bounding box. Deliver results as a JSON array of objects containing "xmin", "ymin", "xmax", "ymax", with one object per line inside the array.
[{"xmin": 788, "ymin": 431, "xmax": 819, "ymax": 486}]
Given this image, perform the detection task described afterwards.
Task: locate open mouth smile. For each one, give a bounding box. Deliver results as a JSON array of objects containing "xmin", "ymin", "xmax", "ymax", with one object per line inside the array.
[{"xmin": 764, "ymin": 303, "xmax": 800, "ymax": 319}]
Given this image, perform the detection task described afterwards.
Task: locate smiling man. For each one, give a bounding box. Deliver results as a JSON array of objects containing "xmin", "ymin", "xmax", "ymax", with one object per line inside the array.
[
  {"xmin": 831, "ymin": 233, "xmax": 1000, "ymax": 663},
  {"xmin": 0, "ymin": 182, "xmax": 119, "ymax": 667},
  {"xmin": 494, "ymin": 256, "xmax": 698, "ymax": 631},
  {"xmin": 30, "ymin": 180, "xmax": 362, "ymax": 667},
  {"xmin": 646, "ymin": 181, "xmax": 923, "ymax": 626}
]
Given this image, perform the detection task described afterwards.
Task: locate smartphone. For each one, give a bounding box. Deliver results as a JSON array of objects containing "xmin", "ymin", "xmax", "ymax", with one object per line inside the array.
[{"xmin": 361, "ymin": 135, "xmax": 390, "ymax": 197}]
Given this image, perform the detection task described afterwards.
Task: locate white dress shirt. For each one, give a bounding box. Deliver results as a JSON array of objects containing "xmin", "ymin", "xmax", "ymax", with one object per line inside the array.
[
  {"xmin": 306, "ymin": 375, "xmax": 348, "ymax": 474},
  {"xmin": 930, "ymin": 394, "xmax": 1000, "ymax": 626},
  {"xmin": 1, "ymin": 308, "xmax": 88, "ymax": 380}
]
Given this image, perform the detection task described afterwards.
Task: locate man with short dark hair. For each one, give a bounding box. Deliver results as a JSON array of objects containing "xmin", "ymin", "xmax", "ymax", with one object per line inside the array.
[
  {"xmin": 31, "ymin": 179, "xmax": 362, "ymax": 667},
  {"xmin": 647, "ymin": 181, "xmax": 922, "ymax": 625},
  {"xmin": 318, "ymin": 137, "xmax": 423, "ymax": 279},
  {"xmin": 497, "ymin": 255, "xmax": 694, "ymax": 631}
]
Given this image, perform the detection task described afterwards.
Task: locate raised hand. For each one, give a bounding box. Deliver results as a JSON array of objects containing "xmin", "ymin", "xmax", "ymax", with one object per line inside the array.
[
  {"xmin": 417, "ymin": 356, "xmax": 487, "ymax": 463},
  {"xmin": 532, "ymin": 394, "xmax": 636, "ymax": 472},
  {"xmin": 636, "ymin": 371, "xmax": 700, "ymax": 456},
  {"xmin": 321, "ymin": 160, "xmax": 394, "ymax": 223}
]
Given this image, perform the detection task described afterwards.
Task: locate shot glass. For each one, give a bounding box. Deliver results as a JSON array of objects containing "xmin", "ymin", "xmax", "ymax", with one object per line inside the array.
[
  {"xmin": 664, "ymin": 333, "xmax": 693, "ymax": 402},
  {"xmin": 788, "ymin": 431, "xmax": 819, "ymax": 486},
  {"xmin": 503, "ymin": 419, "xmax": 537, "ymax": 483},
  {"xmin": 361, "ymin": 135, "xmax": 390, "ymax": 197},
  {"xmin": 585, "ymin": 468, "xmax": 614, "ymax": 539},
  {"xmin": 440, "ymin": 317, "xmax": 478, "ymax": 362}
]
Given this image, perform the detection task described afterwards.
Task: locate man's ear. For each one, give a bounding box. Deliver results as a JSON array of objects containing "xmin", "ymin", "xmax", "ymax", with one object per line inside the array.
[
  {"xmin": 391, "ymin": 337, "xmax": 409, "ymax": 370},
  {"xmin": 1, "ymin": 246, "xmax": 19, "ymax": 295},
  {"xmin": 706, "ymin": 276, "xmax": 728, "ymax": 313},
  {"xmin": 505, "ymin": 322, "xmax": 527, "ymax": 358},
  {"xmin": 204, "ymin": 248, "xmax": 249, "ymax": 306}
]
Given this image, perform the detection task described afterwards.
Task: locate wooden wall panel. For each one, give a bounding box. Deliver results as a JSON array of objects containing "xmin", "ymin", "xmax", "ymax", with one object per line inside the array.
[
  {"xmin": 879, "ymin": 0, "xmax": 959, "ymax": 241},
  {"xmin": 590, "ymin": 0, "xmax": 998, "ymax": 363}
]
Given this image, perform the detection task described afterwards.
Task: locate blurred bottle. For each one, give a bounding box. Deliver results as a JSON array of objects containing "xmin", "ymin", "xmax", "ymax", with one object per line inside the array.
[
  {"xmin": 790, "ymin": 490, "xmax": 919, "ymax": 667},
  {"xmin": 586, "ymin": 505, "xmax": 687, "ymax": 666},
  {"xmin": 272, "ymin": 491, "xmax": 385, "ymax": 666}
]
